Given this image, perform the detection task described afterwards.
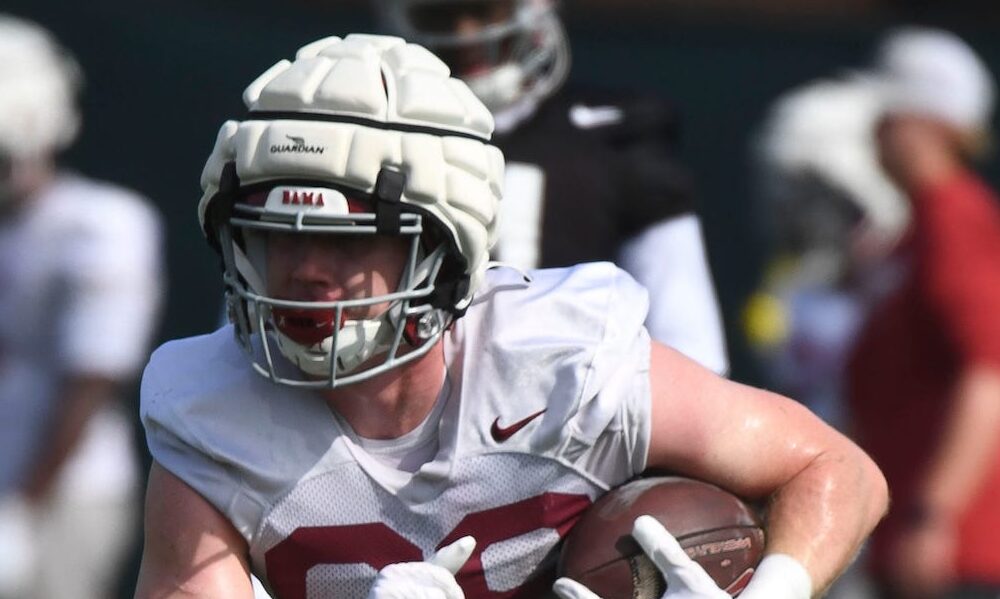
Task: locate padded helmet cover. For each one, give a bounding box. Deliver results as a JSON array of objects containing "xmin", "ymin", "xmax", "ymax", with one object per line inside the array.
[{"xmin": 198, "ymin": 34, "xmax": 505, "ymax": 309}]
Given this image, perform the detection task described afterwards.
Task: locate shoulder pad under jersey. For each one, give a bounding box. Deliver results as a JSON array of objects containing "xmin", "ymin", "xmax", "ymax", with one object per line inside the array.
[
  {"xmin": 556, "ymin": 86, "xmax": 682, "ymax": 146},
  {"xmin": 459, "ymin": 263, "xmax": 651, "ymax": 457}
]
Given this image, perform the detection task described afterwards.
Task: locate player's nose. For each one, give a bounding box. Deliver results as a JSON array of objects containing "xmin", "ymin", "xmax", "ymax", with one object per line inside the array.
[
  {"xmin": 284, "ymin": 237, "xmax": 344, "ymax": 293},
  {"xmin": 455, "ymin": 13, "xmax": 486, "ymax": 36}
]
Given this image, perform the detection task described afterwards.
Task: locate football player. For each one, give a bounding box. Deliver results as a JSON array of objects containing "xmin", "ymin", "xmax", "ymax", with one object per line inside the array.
[
  {"xmin": 0, "ymin": 15, "xmax": 164, "ymax": 599},
  {"xmin": 848, "ymin": 28, "xmax": 1000, "ymax": 599},
  {"xmin": 135, "ymin": 35, "xmax": 886, "ymax": 599},
  {"xmin": 375, "ymin": 0, "xmax": 728, "ymax": 375},
  {"xmin": 742, "ymin": 74, "xmax": 910, "ymax": 432}
]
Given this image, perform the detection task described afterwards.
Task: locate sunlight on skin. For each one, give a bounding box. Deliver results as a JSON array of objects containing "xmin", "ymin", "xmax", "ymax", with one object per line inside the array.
[{"xmin": 265, "ymin": 232, "xmax": 409, "ymax": 320}]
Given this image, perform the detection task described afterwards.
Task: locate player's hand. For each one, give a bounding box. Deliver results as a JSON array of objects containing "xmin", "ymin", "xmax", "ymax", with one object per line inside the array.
[
  {"xmin": 553, "ymin": 516, "xmax": 729, "ymax": 599},
  {"xmin": 366, "ymin": 536, "xmax": 475, "ymax": 599}
]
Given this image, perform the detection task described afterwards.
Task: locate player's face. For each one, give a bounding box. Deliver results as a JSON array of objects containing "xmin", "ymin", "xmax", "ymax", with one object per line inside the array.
[
  {"xmin": 410, "ymin": 0, "xmax": 514, "ymax": 34},
  {"xmin": 412, "ymin": 0, "xmax": 516, "ymax": 77},
  {"xmin": 265, "ymin": 232, "xmax": 409, "ymax": 319}
]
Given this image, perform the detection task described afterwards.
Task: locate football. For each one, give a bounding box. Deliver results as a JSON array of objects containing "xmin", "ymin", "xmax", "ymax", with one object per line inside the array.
[{"xmin": 557, "ymin": 476, "xmax": 765, "ymax": 599}]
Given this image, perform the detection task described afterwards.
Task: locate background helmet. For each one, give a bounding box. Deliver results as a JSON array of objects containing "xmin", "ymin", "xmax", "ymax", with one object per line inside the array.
[
  {"xmin": 198, "ymin": 34, "xmax": 504, "ymax": 388},
  {"xmin": 376, "ymin": 0, "xmax": 570, "ymax": 114},
  {"xmin": 755, "ymin": 75, "xmax": 909, "ymax": 270},
  {"xmin": 874, "ymin": 27, "xmax": 995, "ymax": 137},
  {"xmin": 0, "ymin": 15, "xmax": 81, "ymax": 160}
]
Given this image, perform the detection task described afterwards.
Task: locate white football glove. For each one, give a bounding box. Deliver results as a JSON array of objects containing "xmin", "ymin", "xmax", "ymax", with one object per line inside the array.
[
  {"xmin": 366, "ymin": 536, "xmax": 476, "ymax": 599},
  {"xmin": 553, "ymin": 516, "xmax": 730, "ymax": 599}
]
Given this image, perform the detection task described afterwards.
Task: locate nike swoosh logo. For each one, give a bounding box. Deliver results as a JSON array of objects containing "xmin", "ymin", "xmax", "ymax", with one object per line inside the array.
[
  {"xmin": 569, "ymin": 104, "xmax": 624, "ymax": 129},
  {"xmin": 490, "ymin": 409, "xmax": 547, "ymax": 442}
]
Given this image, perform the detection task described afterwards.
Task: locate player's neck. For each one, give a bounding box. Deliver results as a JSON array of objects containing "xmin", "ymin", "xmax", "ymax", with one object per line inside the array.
[
  {"xmin": 321, "ymin": 340, "xmax": 447, "ymax": 440},
  {"xmin": 1, "ymin": 159, "xmax": 56, "ymax": 218}
]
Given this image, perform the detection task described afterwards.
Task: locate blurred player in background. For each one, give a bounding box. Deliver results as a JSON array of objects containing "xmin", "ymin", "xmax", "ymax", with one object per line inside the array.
[
  {"xmin": 135, "ymin": 34, "xmax": 886, "ymax": 599},
  {"xmin": 847, "ymin": 27, "xmax": 1000, "ymax": 599},
  {"xmin": 0, "ymin": 15, "xmax": 164, "ymax": 599},
  {"xmin": 743, "ymin": 75, "xmax": 909, "ymax": 431},
  {"xmin": 376, "ymin": 0, "xmax": 729, "ymax": 375}
]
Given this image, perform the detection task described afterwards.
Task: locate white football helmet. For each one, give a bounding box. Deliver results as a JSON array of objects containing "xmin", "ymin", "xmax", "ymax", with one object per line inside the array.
[
  {"xmin": 756, "ymin": 75, "xmax": 909, "ymax": 268},
  {"xmin": 0, "ymin": 15, "xmax": 81, "ymax": 203},
  {"xmin": 376, "ymin": 0, "xmax": 570, "ymax": 114},
  {"xmin": 199, "ymin": 34, "xmax": 504, "ymax": 388}
]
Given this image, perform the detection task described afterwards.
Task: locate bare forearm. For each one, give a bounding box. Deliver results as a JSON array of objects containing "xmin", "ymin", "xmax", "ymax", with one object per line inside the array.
[
  {"xmin": 918, "ymin": 365, "xmax": 1000, "ymax": 521},
  {"xmin": 22, "ymin": 375, "xmax": 117, "ymax": 502},
  {"xmin": 645, "ymin": 343, "xmax": 889, "ymax": 596},
  {"xmin": 136, "ymin": 463, "xmax": 255, "ymax": 599},
  {"xmin": 764, "ymin": 447, "xmax": 888, "ymax": 595},
  {"xmin": 135, "ymin": 564, "xmax": 254, "ymax": 599}
]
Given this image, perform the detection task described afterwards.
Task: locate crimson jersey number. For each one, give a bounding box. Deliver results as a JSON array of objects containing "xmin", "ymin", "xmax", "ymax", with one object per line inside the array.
[{"xmin": 265, "ymin": 492, "xmax": 590, "ymax": 599}]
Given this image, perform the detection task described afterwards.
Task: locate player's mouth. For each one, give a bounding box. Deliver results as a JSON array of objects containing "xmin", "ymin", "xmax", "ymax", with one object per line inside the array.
[
  {"xmin": 460, "ymin": 61, "xmax": 492, "ymax": 78},
  {"xmin": 272, "ymin": 307, "xmax": 340, "ymax": 346}
]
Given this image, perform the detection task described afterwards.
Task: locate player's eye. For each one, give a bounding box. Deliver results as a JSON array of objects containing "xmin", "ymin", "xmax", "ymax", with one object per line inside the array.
[{"xmin": 409, "ymin": 3, "xmax": 464, "ymax": 32}]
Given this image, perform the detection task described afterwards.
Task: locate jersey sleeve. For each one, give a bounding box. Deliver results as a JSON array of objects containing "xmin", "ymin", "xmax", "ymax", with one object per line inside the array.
[
  {"xmin": 573, "ymin": 324, "xmax": 652, "ymax": 486},
  {"xmin": 57, "ymin": 188, "xmax": 164, "ymax": 378},
  {"xmin": 916, "ymin": 171, "xmax": 1000, "ymax": 368},
  {"xmin": 140, "ymin": 332, "xmax": 271, "ymax": 541},
  {"xmin": 617, "ymin": 214, "xmax": 729, "ymax": 374}
]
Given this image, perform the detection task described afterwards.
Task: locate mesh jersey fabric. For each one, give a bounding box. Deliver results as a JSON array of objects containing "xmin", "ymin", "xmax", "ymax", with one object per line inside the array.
[{"xmin": 141, "ymin": 262, "xmax": 652, "ymax": 598}]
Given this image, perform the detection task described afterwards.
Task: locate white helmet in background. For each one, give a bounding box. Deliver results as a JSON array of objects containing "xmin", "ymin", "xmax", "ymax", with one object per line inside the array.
[
  {"xmin": 756, "ymin": 76, "xmax": 909, "ymax": 265},
  {"xmin": 874, "ymin": 26, "xmax": 996, "ymax": 157},
  {"xmin": 0, "ymin": 15, "xmax": 81, "ymax": 160},
  {"xmin": 874, "ymin": 26, "xmax": 995, "ymax": 138},
  {"xmin": 376, "ymin": 0, "xmax": 570, "ymax": 114},
  {"xmin": 199, "ymin": 34, "xmax": 504, "ymax": 388}
]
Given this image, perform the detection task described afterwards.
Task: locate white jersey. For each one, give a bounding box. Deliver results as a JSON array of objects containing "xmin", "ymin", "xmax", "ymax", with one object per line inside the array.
[
  {"xmin": 142, "ymin": 263, "xmax": 653, "ymax": 599},
  {"xmin": 0, "ymin": 173, "xmax": 163, "ymax": 498}
]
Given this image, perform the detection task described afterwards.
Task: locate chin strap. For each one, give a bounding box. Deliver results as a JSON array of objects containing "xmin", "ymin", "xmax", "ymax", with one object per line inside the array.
[{"xmin": 375, "ymin": 167, "xmax": 405, "ymax": 235}]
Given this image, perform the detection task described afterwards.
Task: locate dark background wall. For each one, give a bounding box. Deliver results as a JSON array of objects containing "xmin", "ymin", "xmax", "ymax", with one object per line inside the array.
[{"xmin": 5, "ymin": 0, "xmax": 999, "ymax": 385}]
